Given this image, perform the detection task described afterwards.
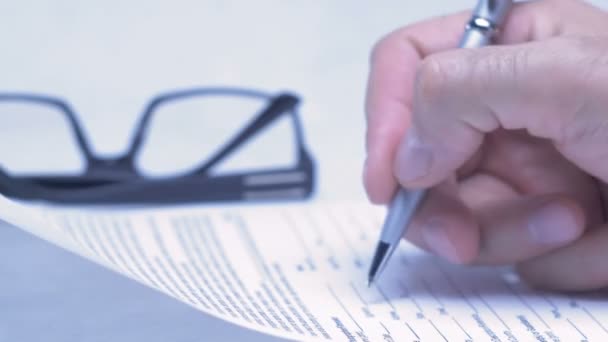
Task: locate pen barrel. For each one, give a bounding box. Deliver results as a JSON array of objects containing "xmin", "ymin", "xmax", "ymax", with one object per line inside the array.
[
  {"xmin": 459, "ymin": 28, "xmax": 492, "ymax": 48},
  {"xmin": 460, "ymin": 0, "xmax": 513, "ymax": 48},
  {"xmin": 380, "ymin": 189, "xmax": 426, "ymax": 243},
  {"xmin": 472, "ymin": 0, "xmax": 512, "ymax": 24}
]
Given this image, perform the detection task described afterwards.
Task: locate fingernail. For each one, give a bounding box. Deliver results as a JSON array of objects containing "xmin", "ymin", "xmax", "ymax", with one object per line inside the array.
[
  {"xmin": 396, "ymin": 131, "xmax": 433, "ymax": 183},
  {"xmin": 422, "ymin": 219, "xmax": 461, "ymax": 263},
  {"xmin": 528, "ymin": 202, "xmax": 580, "ymax": 245}
]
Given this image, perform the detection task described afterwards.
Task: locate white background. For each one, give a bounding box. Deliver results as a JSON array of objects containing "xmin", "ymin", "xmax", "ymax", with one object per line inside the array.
[
  {"xmin": 0, "ymin": 1, "xmax": 607, "ymax": 341},
  {"xmin": 0, "ymin": 0, "xmax": 508, "ymax": 201}
]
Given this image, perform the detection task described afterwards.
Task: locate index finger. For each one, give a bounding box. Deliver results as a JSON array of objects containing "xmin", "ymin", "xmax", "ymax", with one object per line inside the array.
[{"xmin": 364, "ymin": 11, "xmax": 470, "ymax": 203}]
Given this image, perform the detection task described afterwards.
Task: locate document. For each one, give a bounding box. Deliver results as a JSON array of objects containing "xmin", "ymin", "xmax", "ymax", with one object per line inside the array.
[{"xmin": 1, "ymin": 195, "xmax": 606, "ymax": 341}]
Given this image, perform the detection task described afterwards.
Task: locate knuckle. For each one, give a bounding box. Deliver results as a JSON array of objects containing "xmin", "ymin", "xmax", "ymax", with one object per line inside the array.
[
  {"xmin": 369, "ymin": 26, "xmax": 421, "ymax": 66},
  {"xmin": 473, "ymin": 47, "xmax": 533, "ymax": 131},
  {"xmin": 369, "ymin": 33, "xmax": 394, "ymax": 66},
  {"xmin": 504, "ymin": 47, "xmax": 530, "ymax": 83},
  {"xmin": 415, "ymin": 55, "xmax": 451, "ymax": 105},
  {"xmin": 472, "ymin": 46, "xmax": 532, "ymax": 93}
]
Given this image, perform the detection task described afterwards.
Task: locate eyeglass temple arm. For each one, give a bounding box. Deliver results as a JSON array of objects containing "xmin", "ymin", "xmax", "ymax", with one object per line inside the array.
[{"xmin": 193, "ymin": 93, "xmax": 300, "ymax": 176}]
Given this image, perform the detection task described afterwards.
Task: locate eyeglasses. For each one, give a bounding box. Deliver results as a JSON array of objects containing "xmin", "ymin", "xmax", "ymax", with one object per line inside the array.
[{"xmin": 0, "ymin": 87, "xmax": 315, "ymax": 204}]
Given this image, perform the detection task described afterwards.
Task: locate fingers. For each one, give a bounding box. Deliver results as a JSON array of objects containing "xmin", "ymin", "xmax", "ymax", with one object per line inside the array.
[
  {"xmin": 517, "ymin": 224, "xmax": 608, "ymax": 291},
  {"xmin": 364, "ymin": 0, "xmax": 581, "ymax": 203},
  {"xmin": 477, "ymin": 130, "xmax": 604, "ymax": 226},
  {"xmin": 407, "ymin": 172, "xmax": 586, "ymax": 266},
  {"xmin": 472, "ymin": 194, "xmax": 586, "ymax": 265},
  {"xmin": 363, "ymin": 11, "xmax": 470, "ymax": 203},
  {"xmin": 403, "ymin": 179, "xmax": 479, "ymax": 264},
  {"xmin": 395, "ymin": 35, "xmax": 608, "ymax": 190}
]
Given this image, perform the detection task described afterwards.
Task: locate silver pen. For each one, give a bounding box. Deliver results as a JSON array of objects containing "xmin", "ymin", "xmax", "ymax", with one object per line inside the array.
[{"xmin": 368, "ymin": 0, "xmax": 513, "ymax": 286}]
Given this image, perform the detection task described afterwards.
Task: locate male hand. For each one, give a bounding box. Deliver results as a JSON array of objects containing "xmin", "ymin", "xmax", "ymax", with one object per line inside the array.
[{"xmin": 364, "ymin": 0, "xmax": 608, "ymax": 290}]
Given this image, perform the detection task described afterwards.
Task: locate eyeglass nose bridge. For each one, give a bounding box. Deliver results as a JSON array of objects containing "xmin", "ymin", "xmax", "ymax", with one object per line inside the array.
[{"xmin": 86, "ymin": 155, "xmax": 137, "ymax": 179}]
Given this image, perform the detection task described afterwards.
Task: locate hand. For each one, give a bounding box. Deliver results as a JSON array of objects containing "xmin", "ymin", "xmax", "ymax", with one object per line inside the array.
[{"xmin": 364, "ymin": 0, "xmax": 608, "ymax": 291}]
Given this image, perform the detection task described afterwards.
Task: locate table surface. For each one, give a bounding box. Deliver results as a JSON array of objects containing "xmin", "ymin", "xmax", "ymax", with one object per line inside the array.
[{"xmin": 1, "ymin": 1, "xmax": 607, "ymax": 341}]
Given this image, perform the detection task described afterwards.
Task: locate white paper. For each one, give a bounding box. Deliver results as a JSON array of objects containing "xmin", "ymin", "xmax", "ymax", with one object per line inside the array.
[{"xmin": 1, "ymin": 196, "xmax": 606, "ymax": 341}]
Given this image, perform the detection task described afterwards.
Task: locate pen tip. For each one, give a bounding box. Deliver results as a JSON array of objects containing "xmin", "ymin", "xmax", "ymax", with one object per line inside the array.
[{"xmin": 367, "ymin": 241, "xmax": 389, "ymax": 287}]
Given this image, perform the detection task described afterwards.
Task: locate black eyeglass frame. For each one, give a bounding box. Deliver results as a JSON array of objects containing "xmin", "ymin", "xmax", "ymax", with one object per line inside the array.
[{"xmin": 0, "ymin": 88, "xmax": 315, "ymax": 204}]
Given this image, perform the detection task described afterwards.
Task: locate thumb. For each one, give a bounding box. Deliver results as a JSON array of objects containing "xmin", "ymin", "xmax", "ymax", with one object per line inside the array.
[{"xmin": 395, "ymin": 36, "xmax": 608, "ymax": 188}]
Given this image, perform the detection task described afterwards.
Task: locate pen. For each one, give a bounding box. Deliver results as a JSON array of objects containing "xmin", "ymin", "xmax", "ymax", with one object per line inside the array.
[{"xmin": 368, "ymin": 0, "xmax": 513, "ymax": 286}]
